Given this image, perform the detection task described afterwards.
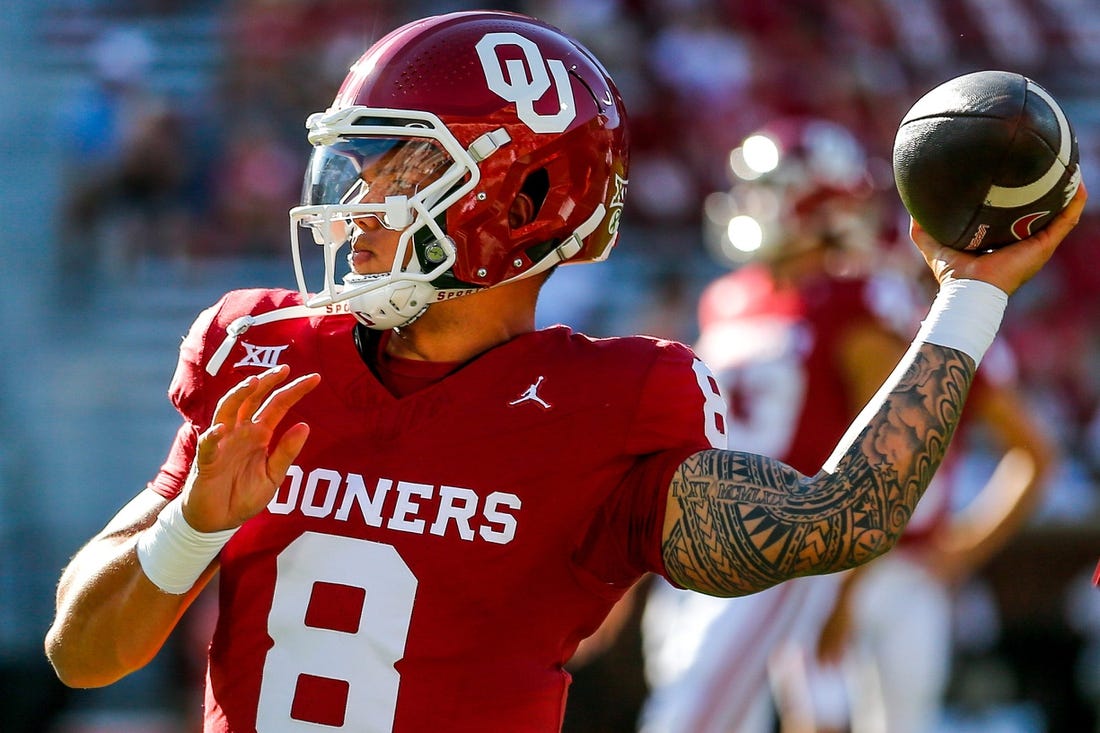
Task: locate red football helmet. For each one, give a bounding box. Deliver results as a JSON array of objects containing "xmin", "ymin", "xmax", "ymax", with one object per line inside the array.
[
  {"xmin": 290, "ymin": 11, "xmax": 629, "ymax": 328},
  {"xmin": 703, "ymin": 118, "xmax": 880, "ymax": 265}
]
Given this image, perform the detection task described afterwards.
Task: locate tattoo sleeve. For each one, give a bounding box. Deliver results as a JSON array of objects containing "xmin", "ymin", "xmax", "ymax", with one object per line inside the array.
[{"xmin": 663, "ymin": 343, "xmax": 976, "ymax": 596}]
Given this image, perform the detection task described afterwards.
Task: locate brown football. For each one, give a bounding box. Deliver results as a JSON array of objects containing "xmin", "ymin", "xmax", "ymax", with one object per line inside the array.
[{"xmin": 893, "ymin": 70, "xmax": 1081, "ymax": 252}]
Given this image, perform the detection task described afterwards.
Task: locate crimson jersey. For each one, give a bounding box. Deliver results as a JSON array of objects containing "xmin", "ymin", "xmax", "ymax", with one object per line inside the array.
[
  {"xmin": 695, "ymin": 265, "xmax": 994, "ymax": 541},
  {"xmin": 695, "ymin": 265, "xmax": 887, "ymax": 474},
  {"xmin": 148, "ymin": 288, "xmax": 726, "ymax": 733}
]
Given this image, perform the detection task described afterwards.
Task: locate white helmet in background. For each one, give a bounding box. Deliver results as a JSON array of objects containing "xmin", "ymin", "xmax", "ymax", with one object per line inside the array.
[{"xmin": 703, "ymin": 118, "xmax": 884, "ymax": 265}]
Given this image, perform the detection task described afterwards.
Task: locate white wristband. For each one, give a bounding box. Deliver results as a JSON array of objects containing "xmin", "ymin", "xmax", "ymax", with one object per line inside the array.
[
  {"xmin": 136, "ymin": 499, "xmax": 238, "ymax": 594},
  {"xmin": 916, "ymin": 279, "xmax": 1008, "ymax": 365}
]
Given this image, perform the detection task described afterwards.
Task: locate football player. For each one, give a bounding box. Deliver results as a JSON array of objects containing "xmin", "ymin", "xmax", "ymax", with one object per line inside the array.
[
  {"xmin": 640, "ymin": 119, "xmax": 1057, "ymax": 733},
  {"xmin": 45, "ymin": 11, "xmax": 1085, "ymax": 733}
]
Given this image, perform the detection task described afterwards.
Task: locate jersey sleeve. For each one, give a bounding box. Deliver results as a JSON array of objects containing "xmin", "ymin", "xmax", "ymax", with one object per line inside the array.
[
  {"xmin": 144, "ymin": 297, "xmax": 227, "ymax": 499},
  {"xmin": 146, "ymin": 289, "xmax": 300, "ymax": 499},
  {"xmin": 574, "ymin": 341, "xmax": 728, "ymax": 585},
  {"xmin": 147, "ymin": 422, "xmax": 199, "ymax": 499},
  {"xmin": 626, "ymin": 342, "xmax": 729, "ymax": 455}
]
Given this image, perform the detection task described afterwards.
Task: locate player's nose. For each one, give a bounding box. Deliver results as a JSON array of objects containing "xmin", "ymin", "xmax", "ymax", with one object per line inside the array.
[{"xmin": 352, "ymin": 213, "xmax": 385, "ymax": 231}]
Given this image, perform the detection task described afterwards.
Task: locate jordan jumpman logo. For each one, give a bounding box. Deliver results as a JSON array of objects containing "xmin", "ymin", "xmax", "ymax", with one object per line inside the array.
[{"xmin": 509, "ymin": 376, "xmax": 551, "ymax": 409}]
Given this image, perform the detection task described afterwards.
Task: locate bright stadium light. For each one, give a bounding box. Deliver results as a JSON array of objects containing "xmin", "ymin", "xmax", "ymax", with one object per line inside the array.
[
  {"xmin": 742, "ymin": 134, "xmax": 780, "ymax": 175},
  {"xmin": 727, "ymin": 215, "xmax": 762, "ymax": 252}
]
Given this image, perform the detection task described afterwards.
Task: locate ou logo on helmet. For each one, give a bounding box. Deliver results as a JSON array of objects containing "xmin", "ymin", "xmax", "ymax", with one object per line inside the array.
[{"xmin": 476, "ymin": 32, "xmax": 577, "ymax": 134}]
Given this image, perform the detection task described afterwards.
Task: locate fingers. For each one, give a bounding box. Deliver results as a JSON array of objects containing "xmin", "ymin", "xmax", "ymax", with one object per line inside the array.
[
  {"xmin": 201, "ymin": 368, "xmax": 320, "ymax": 465},
  {"xmin": 1010, "ymin": 181, "xmax": 1088, "ymax": 265},
  {"xmin": 908, "ymin": 218, "xmax": 946, "ymax": 267},
  {"xmin": 267, "ymin": 422, "xmax": 312, "ymax": 484},
  {"xmin": 212, "ymin": 367, "xmax": 321, "ymax": 426},
  {"xmin": 909, "ymin": 179, "xmax": 1088, "ymax": 294},
  {"xmin": 252, "ymin": 372, "xmax": 322, "ymax": 430},
  {"xmin": 211, "ymin": 366, "xmax": 293, "ymax": 429},
  {"xmin": 195, "ymin": 422, "xmax": 225, "ymax": 468},
  {"xmin": 979, "ymin": 181, "xmax": 1089, "ymax": 293},
  {"xmin": 1039, "ymin": 180, "xmax": 1088, "ymax": 245}
]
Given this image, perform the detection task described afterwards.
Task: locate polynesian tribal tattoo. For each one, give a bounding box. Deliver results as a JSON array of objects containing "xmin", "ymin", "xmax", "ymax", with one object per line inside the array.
[{"xmin": 663, "ymin": 344, "xmax": 976, "ymax": 597}]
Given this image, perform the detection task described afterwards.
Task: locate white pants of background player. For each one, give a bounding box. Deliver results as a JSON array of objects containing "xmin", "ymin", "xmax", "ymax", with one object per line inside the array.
[
  {"xmin": 639, "ymin": 573, "xmax": 841, "ymax": 733},
  {"xmin": 774, "ymin": 549, "xmax": 953, "ymax": 733}
]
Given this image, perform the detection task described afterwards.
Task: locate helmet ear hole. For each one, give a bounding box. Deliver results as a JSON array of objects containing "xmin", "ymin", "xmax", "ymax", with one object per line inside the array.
[
  {"xmin": 509, "ymin": 169, "xmax": 550, "ymax": 229},
  {"xmin": 519, "ymin": 168, "xmax": 550, "ymax": 218},
  {"xmin": 509, "ymin": 194, "xmax": 537, "ymax": 229}
]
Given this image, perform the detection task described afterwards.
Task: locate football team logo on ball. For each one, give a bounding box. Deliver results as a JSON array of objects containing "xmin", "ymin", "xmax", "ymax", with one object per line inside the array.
[{"xmin": 892, "ymin": 70, "xmax": 1081, "ymax": 252}]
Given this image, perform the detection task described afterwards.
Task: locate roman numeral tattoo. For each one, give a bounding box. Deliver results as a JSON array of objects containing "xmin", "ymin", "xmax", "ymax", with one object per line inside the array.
[{"xmin": 663, "ymin": 344, "xmax": 975, "ymax": 596}]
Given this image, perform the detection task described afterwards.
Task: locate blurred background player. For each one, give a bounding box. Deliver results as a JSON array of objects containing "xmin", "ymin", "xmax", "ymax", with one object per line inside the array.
[{"xmin": 638, "ymin": 118, "xmax": 1057, "ymax": 733}]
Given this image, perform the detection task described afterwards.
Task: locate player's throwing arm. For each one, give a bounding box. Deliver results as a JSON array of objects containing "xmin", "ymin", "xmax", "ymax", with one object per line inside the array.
[{"xmin": 661, "ymin": 182, "xmax": 1087, "ymax": 598}]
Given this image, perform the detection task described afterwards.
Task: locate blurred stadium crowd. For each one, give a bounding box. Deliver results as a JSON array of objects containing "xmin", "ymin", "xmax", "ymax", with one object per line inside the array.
[{"xmin": 2, "ymin": 0, "xmax": 1099, "ymax": 731}]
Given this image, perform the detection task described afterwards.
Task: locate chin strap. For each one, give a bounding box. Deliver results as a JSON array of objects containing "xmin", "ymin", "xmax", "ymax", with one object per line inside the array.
[
  {"xmin": 206, "ymin": 305, "xmax": 320, "ymax": 376},
  {"xmin": 498, "ymin": 204, "xmax": 607, "ymax": 286}
]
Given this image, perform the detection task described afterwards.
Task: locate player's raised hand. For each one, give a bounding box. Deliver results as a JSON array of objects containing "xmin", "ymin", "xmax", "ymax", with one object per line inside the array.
[
  {"xmin": 911, "ymin": 182, "xmax": 1087, "ymax": 296},
  {"xmin": 182, "ymin": 365, "xmax": 321, "ymax": 532}
]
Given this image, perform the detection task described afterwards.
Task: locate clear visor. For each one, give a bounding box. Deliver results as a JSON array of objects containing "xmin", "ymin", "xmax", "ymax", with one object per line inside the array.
[{"xmin": 301, "ymin": 136, "xmax": 456, "ymax": 231}]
